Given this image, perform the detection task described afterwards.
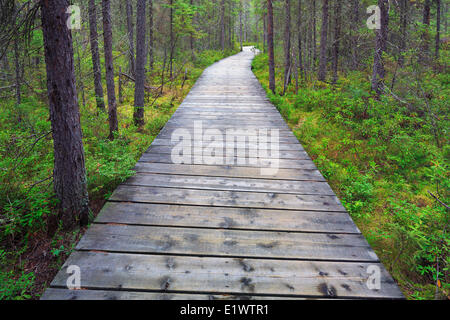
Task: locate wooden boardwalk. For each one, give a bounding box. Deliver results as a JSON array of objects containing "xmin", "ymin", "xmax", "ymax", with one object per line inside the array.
[{"xmin": 42, "ymin": 47, "xmax": 403, "ymax": 300}]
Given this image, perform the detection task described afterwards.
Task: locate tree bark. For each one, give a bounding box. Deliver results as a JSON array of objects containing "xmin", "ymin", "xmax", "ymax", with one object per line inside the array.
[
  {"xmin": 371, "ymin": 0, "xmax": 389, "ymax": 96},
  {"xmin": 267, "ymin": 0, "xmax": 275, "ymax": 94},
  {"xmin": 351, "ymin": 0, "xmax": 360, "ymax": 69},
  {"xmin": 102, "ymin": 0, "xmax": 118, "ymax": 139},
  {"xmin": 436, "ymin": 0, "xmax": 441, "ymax": 59},
  {"xmin": 41, "ymin": 0, "xmax": 89, "ymax": 230},
  {"xmin": 283, "ymin": 0, "xmax": 291, "ymax": 95},
  {"xmin": 88, "ymin": 0, "xmax": 105, "ymax": 111},
  {"xmin": 239, "ymin": 1, "xmax": 243, "ymax": 51},
  {"xmin": 134, "ymin": 0, "xmax": 147, "ymax": 127},
  {"xmin": 149, "ymin": 0, "xmax": 154, "ymax": 71},
  {"xmin": 318, "ymin": 0, "xmax": 328, "ymax": 82},
  {"xmin": 422, "ymin": 0, "xmax": 431, "ymax": 53},
  {"xmin": 332, "ymin": 0, "xmax": 341, "ymax": 84},
  {"xmin": 126, "ymin": 0, "xmax": 136, "ymax": 77},
  {"xmin": 169, "ymin": 0, "xmax": 174, "ymax": 79},
  {"xmin": 220, "ymin": 0, "xmax": 226, "ymax": 51},
  {"xmin": 14, "ymin": 37, "xmax": 20, "ymax": 105},
  {"xmin": 297, "ymin": 0, "xmax": 304, "ymax": 80},
  {"xmin": 398, "ymin": 0, "xmax": 408, "ymax": 67}
]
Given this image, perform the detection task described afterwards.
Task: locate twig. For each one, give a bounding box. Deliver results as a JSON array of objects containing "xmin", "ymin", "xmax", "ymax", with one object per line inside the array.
[{"xmin": 428, "ymin": 191, "xmax": 450, "ymax": 210}]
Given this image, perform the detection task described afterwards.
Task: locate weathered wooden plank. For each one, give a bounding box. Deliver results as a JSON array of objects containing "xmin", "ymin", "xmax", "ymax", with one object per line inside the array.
[
  {"xmin": 150, "ymin": 138, "xmax": 304, "ymax": 151},
  {"xmin": 95, "ymin": 202, "xmax": 360, "ymax": 234},
  {"xmin": 109, "ymin": 185, "xmax": 345, "ymax": 212},
  {"xmin": 76, "ymin": 224, "xmax": 377, "ymax": 262},
  {"xmin": 123, "ymin": 173, "xmax": 333, "ymax": 195},
  {"xmin": 138, "ymin": 153, "xmax": 314, "ymax": 169},
  {"xmin": 133, "ymin": 162, "xmax": 324, "ymax": 181},
  {"xmin": 144, "ymin": 146, "xmax": 312, "ymax": 160},
  {"xmin": 155, "ymin": 131, "xmax": 300, "ymax": 144},
  {"xmin": 40, "ymin": 288, "xmax": 310, "ymax": 300},
  {"xmin": 49, "ymin": 252, "xmax": 404, "ymax": 299}
]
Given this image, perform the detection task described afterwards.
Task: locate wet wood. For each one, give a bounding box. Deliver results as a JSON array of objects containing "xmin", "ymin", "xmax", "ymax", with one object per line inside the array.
[{"xmin": 42, "ymin": 47, "xmax": 403, "ymax": 300}]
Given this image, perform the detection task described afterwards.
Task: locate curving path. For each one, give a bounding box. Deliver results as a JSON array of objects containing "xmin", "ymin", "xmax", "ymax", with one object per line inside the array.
[{"xmin": 42, "ymin": 47, "xmax": 403, "ymax": 300}]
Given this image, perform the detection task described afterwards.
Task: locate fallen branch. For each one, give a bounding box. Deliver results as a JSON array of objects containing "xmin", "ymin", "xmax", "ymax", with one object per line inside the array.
[
  {"xmin": 428, "ymin": 191, "xmax": 450, "ymax": 210},
  {"xmin": 119, "ymin": 72, "xmax": 157, "ymax": 92}
]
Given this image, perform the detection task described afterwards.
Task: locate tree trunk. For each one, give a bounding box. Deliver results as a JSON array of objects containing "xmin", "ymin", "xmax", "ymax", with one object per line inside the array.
[
  {"xmin": 263, "ymin": 11, "xmax": 267, "ymax": 53},
  {"xmin": 240, "ymin": 1, "xmax": 243, "ymax": 51},
  {"xmin": 189, "ymin": 0, "xmax": 195, "ymax": 60},
  {"xmin": 126, "ymin": 0, "xmax": 136, "ymax": 77},
  {"xmin": 283, "ymin": 0, "xmax": 291, "ymax": 95},
  {"xmin": 14, "ymin": 37, "xmax": 21, "ymax": 105},
  {"xmin": 134, "ymin": 0, "xmax": 147, "ymax": 127},
  {"xmin": 267, "ymin": 0, "xmax": 275, "ymax": 93},
  {"xmin": 423, "ymin": 0, "xmax": 431, "ymax": 53},
  {"xmin": 398, "ymin": 0, "xmax": 408, "ymax": 67},
  {"xmin": 332, "ymin": 0, "xmax": 341, "ymax": 84},
  {"xmin": 221, "ymin": 0, "xmax": 226, "ymax": 51},
  {"xmin": 169, "ymin": 0, "xmax": 174, "ymax": 79},
  {"xmin": 371, "ymin": 0, "xmax": 389, "ymax": 96},
  {"xmin": 102, "ymin": 0, "xmax": 118, "ymax": 139},
  {"xmin": 88, "ymin": 0, "xmax": 105, "ymax": 111},
  {"xmin": 318, "ymin": 0, "xmax": 328, "ymax": 82},
  {"xmin": 41, "ymin": 0, "xmax": 89, "ymax": 230},
  {"xmin": 436, "ymin": 0, "xmax": 441, "ymax": 59},
  {"xmin": 149, "ymin": 0, "xmax": 154, "ymax": 71},
  {"xmin": 313, "ymin": 0, "xmax": 317, "ymax": 64},
  {"xmin": 297, "ymin": 0, "xmax": 304, "ymax": 80},
  {"xmin": 351, "ymin": 0, "xmax": 359, "ymax": 69}
]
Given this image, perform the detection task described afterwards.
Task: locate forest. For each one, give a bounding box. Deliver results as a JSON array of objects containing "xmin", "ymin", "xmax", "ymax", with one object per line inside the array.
[{"xmin": 0, "ymin": 0, "xmax": 448, "ymax": 300}]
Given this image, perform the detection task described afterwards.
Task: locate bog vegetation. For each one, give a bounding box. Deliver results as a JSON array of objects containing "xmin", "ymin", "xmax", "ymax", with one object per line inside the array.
[{"xmin": 0, "ymin": 0, "xmax": 448, "ymax": 300}]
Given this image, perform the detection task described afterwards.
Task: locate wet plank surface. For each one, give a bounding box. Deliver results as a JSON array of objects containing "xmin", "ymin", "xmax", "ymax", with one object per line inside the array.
[{"xmin": 42, "ymin": 47, "xmax": 403, "ymax": 300}]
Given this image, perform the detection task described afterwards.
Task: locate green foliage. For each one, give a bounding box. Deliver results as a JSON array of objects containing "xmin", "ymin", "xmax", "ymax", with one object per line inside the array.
[{"xmin": 0, "ymin": 250, "xmax": 34, "ymax": 300}]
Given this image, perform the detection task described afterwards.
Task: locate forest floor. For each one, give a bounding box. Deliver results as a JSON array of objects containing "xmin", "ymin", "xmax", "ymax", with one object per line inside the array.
[{"xmin": 0, "ymin": 49, "xmax": 238, "ymax": 300}]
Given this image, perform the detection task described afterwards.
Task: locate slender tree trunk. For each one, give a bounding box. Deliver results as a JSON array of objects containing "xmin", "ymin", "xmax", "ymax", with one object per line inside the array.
[
  {"xmin": 398, "ymin": 0, "xmax": 408, "ymax": 67},
  {"xmin": 190, "ymin": 0, "xmax": 195, "ymax": 59},
  {"xmin": 102, "ymin": 0, "xmax": 118, "ymax": 139},
  {"xmin": 221, "ymin": 0, "xmax": 226, "ymax": 51},
  {"xmin": 88, "ymin": 0, "xmax": 105, "ymax": 111},
  {"xmin": 313, "ymin": 0, "xmax": 317, "ymax": 64},
  {"xmin": 436, "ymin": 0, "xmax": 441, "ymax": 59},
  {"xmin": 240, "ymin": 1, "xmax": 243, "ymax": 51},
  {"xmin": 318, "ymin": 0, "xmax": 328, "ymax": 81},
  {"xmin": 14, "ymin": 37, "xmax": 21, "ymax": 105},
  {"xmin": 134, "ymin": 0, "xmax": 147, "ymax": 127},
  {"xmin": 41, "ymin": 0, "xmax": 89, "ymax": 230},
  {"xmin": 332, "ymin": 0, "xmax": 341, "ymax": 84},
  {"xmin": 423, "ymin": 0, "xmax": 431, "ymax": 54},
  {"xmin": 351, "ymin": 0, "xmax": 360, "ymax": 69},
  {"xmin": 149, "ymin": 0, "xmax": 154, "ymax": 71},
  {"xmin": 263, "ymin": 11, "xmax": 267, "ymax": 53},
  {"xmin": 126, "ymin": 0, "xmax": 136, "ymax": 77},
  {"xmin": 371, "ymin": 0, "xmax": 389, "ymax": 96},
  {"xmin": 169, "ymin": 0, "xmax": 174, "ymax": 78},
  {"xmin": 267, "ymin": 0, "xmax": 275, "ymax": 93},
  {"xmin": 297, "ymin": 0, "xmax": 304, "ymax": 80},
  {"xmin": 119, "ymin": 66, "xmax": 124, "ymax": 104},
  {"xmin": 283, "ymin": 0, "xmax": 291, "ymax": 95},
  {"xmin": 75, "ymin": 36, "xmax": 86, "ymax": 107}
]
